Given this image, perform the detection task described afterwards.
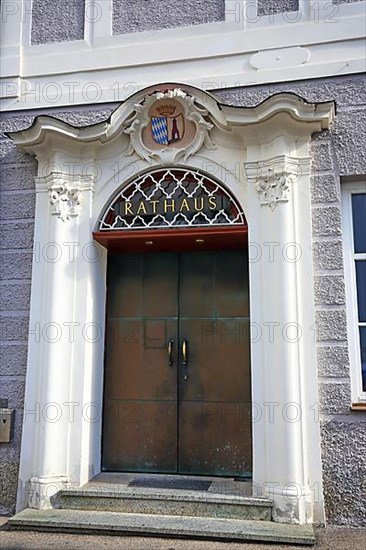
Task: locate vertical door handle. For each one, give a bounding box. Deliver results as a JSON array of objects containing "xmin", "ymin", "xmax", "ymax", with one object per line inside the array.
[
  {"xmin": 182, "ymin": 339, "xmax": 188, "ymax": 380},
  {"xmin": 168, "ymin": 339, "xmax": 174, "ymax": 367}
]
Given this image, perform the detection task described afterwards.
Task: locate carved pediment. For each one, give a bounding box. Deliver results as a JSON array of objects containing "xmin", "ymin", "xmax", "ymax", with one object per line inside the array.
[{"xmin": 7, "ymin": 86, "xmax": 334, "ymax": 162}]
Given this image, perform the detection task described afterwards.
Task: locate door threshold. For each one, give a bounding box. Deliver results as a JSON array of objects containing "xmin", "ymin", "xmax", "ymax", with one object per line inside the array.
[{"xmin": 85, "ymin": 472, "xmax": 255, "ymax": 498}]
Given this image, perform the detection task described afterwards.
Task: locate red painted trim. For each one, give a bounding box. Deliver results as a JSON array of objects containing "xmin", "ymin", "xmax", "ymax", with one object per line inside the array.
[{"xmin": 93, "ymin": 226, "xmax": 248, "ymax": 253}]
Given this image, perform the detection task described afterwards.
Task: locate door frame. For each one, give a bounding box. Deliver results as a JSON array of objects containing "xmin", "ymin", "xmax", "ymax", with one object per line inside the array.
[
  {"xmin": 100, "ymin": 234, "xmax": 252, "ymax": 477},
  {"xmin": 93, "ymin": 225, "xmax": 248, "ymax": 253}
]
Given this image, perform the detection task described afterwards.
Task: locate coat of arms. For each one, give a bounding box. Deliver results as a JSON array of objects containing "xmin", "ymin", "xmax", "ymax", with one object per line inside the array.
[
  {"xmin": 123, "ymin": 87, "xmax": 216, "ymax": 164},
  {"xmin": 150, "ymin": 102, "xmax": 185, "ymax": 146}
]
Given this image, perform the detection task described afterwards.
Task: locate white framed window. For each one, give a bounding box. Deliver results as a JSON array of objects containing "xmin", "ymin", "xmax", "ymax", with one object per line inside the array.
[{"xmin": 342, "ymin": 179, "xmax": 366, "ymax": 405}]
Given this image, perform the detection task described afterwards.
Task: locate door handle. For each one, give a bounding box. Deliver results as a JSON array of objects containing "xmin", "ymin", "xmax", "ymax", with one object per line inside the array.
[
  {"xmin": 182, "ymin": 339, "xmax": 188, "ymax": 380},
  {"xmin": 168, "ymin": 339, "xmax": 174, "ymax": 367}
]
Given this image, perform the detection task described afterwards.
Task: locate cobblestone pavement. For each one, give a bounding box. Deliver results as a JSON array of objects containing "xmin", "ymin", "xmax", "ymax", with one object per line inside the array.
[{"xmin": 0, "ymin": 519, "xmax": 365, "ymax": 550}]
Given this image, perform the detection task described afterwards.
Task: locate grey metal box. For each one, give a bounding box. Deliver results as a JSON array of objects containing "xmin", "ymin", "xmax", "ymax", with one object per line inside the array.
[{"xmin": 0, "ymin": 408, "xmax": 15, "ymax": 442}]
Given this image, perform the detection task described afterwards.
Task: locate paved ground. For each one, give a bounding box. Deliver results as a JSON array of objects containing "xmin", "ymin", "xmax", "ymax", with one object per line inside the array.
[{"xmin": 0, "ymin": 518, "xmax": 365, "ymax": 550}]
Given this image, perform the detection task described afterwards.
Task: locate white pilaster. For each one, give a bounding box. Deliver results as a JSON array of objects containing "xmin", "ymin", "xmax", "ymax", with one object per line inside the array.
[
  {"xmin": 20, "ymin": 172, "xmax": 95, "ymax": 509},
  {"xmin": 245, "ymin": 153, "xmax": 320, "ymax": 524}
]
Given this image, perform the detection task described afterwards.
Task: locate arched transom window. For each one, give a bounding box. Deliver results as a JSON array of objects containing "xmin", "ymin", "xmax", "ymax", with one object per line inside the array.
[{"xmin": 99, "ymin": 168, "xmax": 246, "ymax": 231}]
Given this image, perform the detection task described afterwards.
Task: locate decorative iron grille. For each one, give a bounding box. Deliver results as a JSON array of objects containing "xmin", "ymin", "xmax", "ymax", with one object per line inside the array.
[{"xmin": 99, "ymin": 168, "xmax": 246, "ymax": 231}]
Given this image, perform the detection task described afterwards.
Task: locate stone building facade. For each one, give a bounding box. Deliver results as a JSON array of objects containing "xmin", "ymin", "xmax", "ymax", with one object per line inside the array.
[{"xmin": 1, "ymin": 0, "xmax": 365, "ymax": 531}]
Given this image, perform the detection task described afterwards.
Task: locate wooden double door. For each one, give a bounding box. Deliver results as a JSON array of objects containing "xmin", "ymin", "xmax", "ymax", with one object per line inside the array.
[{"xmin": 102, "ymin": 249, "xmax": 252, "ymax": 477}]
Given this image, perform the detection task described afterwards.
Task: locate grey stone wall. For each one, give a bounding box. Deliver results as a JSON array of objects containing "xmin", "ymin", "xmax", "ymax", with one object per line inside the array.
[
  {"xmin": 31, "ymin": 0, "xmax": 85, "ymax": 45},
  {"xmin": 113, "ymin": 0, "xmax": 225, "ymax": 34},
  {"xmin": 215, "ymin": 74, "xmax": 366, "ymax": 527},
  {"xmin": 257, "ymin": 0, "xmax": 299, "ymax": 16},
  {"xmin": 1, "ymin": 75, "xmax": 365, "ymax": 525},
  {"xmin": 26, "ymin": 0, "xmax": 364, "ymax": 45},
  {"xmin": 0, "ymin": 121, "xmax": 36, "ymax": 515},
  {"xmin": 333, "ymin": 0, "xmax": 363, "ymax": 4}
]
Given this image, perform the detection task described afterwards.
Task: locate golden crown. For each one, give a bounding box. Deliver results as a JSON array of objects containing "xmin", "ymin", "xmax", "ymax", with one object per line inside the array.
[{"xmin": 155, "ymin": 104, "xmax": 176, "ymax": 116}]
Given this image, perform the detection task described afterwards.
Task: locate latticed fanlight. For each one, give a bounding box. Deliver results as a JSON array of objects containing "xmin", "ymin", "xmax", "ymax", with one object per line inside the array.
[{"xmin": 99, "ymin": 168, "xmax": 246, "ymax": 231}]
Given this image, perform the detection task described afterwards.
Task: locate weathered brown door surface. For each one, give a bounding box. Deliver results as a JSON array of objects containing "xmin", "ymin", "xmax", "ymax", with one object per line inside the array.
[{"xmin": 102, "ymin": 250, "xmax": 251, "ymax": 476}]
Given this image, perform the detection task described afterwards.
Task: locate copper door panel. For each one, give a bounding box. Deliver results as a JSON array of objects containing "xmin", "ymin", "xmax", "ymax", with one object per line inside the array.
[
  {"xmin": 179, "ymin": 319, "xmax": 250, "ymax": 402},
  {"xmin": 179, "ymin": 252, "xmax": 215, "ymax": 318},
  {"xmin": 104, "ymin": 319, "xmax": 177, "ymax": 401},
  {"xmin": 178, "ymin": 401, "xmax": 251, "ymax": 476},
  {"xmin": 178, "ymin": 250, "xmax": 251, "ymax": 476},
  {"xmin": 108, "ymin": 253, "xmax": 178, "ymax": 318},
  {"xmin": 102, "ymin": 252, "xmax": 178, "ymax": 472},
  {"xmin": 215, "ymin": 250, "xmax": 249, "ymax": 317},
  {"xmin": 179, "ymin": 250, "xmax": 249, "ymax": 318},
  {"xmin": 103, "ymin": 400, "xmax": 177, "ymax": 472},
  {"xmin": 179, "ymin": 319, "xmax": 251, "ymax": 475}
]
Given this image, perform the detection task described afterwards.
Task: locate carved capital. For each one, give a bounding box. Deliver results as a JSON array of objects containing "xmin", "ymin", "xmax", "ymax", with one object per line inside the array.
[
  {"xmin": 35, "ymin": 172, "xmax": 95, "ymax": 221},
  {"xmin": 245, "ymin": 156, "xmax": 310, "ymax": 210},
  {"xmin": 256, "ymin": 167, "xmax": 293, "ymax": 210},
  {"xmin": 49, "ymin": 184, "xmax": 81, "ymax": 221}
]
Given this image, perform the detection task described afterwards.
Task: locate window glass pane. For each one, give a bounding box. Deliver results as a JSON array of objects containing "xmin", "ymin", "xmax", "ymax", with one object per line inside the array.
[
  {"xmin": 355, "ymin": 261, "xmax": 366, "ymax": 322},
  {"xmin": 359, "ymin": 327, "xmax": 366, "ymax": 393},
  {"xmin": 352, "ymin": 193, "xmax": 366, "ymax": 253}
]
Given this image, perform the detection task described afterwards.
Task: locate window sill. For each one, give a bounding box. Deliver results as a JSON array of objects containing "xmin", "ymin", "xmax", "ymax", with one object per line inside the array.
[{"xmin": 351, "ymin": 403, "xmax": 366, "ymax": 411}]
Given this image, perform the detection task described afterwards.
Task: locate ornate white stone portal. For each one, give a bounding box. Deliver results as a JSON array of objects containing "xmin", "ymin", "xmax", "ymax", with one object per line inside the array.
[{"xmin": 9, "ymin": 84, "xmax": 334, "ymax": 525}]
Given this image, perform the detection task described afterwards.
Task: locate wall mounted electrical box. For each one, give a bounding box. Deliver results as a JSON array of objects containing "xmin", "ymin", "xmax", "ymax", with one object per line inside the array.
[{"xmin": 0, "ymin": 408, "xmax": 15, "ymax": 443}]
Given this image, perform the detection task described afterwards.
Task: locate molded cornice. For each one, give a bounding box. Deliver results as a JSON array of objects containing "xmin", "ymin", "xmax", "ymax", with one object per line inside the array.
[{"xmin": 7, "ymin": 85, "xmax": 335, "ymax": 156}]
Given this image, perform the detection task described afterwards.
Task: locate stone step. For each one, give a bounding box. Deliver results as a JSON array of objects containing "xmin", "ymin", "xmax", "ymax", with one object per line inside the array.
[
  {"xmin": 55, "ymin": 486, "xmax": 272, "ymax": 521},
  {"xmin": 8, "ymin": 509, "xmax": 316, "ymax": 545}
]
